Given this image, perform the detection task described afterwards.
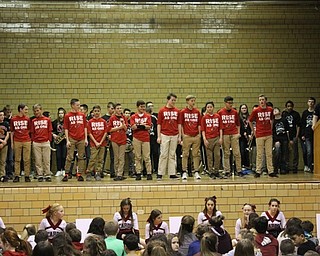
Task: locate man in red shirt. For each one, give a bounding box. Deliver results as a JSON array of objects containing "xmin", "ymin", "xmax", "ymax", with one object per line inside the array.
[
  {"xmin": 107, "ymin": 103, "xmax": 128, "ymax": 181},
  {"xmin": 218, "ymin": 96, "xmax": 242, "ymax": 177},
  {"xmin": 201, "ymin": 101, "xmax": 223, "ymax": 179},
  {"xmin": 62, "ymin": 98, "xmax": 87, "ymax": 182},
  {"xmin": 157, "ymin": 93, "xmax": 181, "ymax": 180},
  {"xmin": 31, "ymin": 104, "xmax": 53, "ymax": 182},
  {"xmin": 249, "ymin": 94, "xmax": 277, "ymax": 178},
  {"xmin": 180, "ymin": 95, "xmax": 202, "ymax": 180},
  {"xmin": 87, "ymin": 105, "xmax": 108, "ymax": 181},
  {"xmin": 130, "ymin": 100, "xmax": 152, "ymax": 181},
  {"xmin": 10, "ymin": 103, "xmax": 31, "ymax": 182}
]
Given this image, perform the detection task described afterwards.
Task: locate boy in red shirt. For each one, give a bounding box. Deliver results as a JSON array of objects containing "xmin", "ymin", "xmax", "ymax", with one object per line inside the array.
[
  {"xmin": 62, "ymin": 98, "xmax": 87, "ymax": 182},
  {"xmin": 10, "ymin": 103, "xmax": 31, "ymax": 182},
  {"xmin": 31, "ymin": 104, "xmax": 53, "ymax": 182},
  {"xmin": 201, "ymin": 101, "xmax": 223, "ymax": 179},
  {"xmin": 249, "ymin": 94, "xmax": 277, "ymax": 178},
  {"xmin": 180, "ymin": 95, "xmax": 202, "ymax": 180},
  {"xmin": 218, "ymin": 96, "xmax": 242, "ymax": 177},
  {"xmin": 130, "ymin": 100, "xmax": 152, "ymax": 181},
  {"xmin": 157, "ymin": 93, "xmax": 181, "ymax": 180},
  {"xmin": 107, "ymin": 103, "xmax": 128, "ymax": 181},
  {"xmin": 87, "ymin": 105, "xmax": 108, "ymax": 181}
]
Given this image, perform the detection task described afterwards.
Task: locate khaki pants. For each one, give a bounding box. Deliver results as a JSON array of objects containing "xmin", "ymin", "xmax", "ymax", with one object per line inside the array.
[
  {"xmin": 158, "ymin": 134, "xmax": 178, "ymax": 176},
  {"xmin": 65, "ymin": 138, "xmax": 86, "ymax": 174},
  {"xmin": 87, "ymin": 146, "xmax": 105, "ymax": 173},
  {"xmin": 33, "ymin": 141, "xmax": 51, "ymax": 177},
  {"xmin": 13, "ymin": 141, "xmax": 31, "ymax": 176},
  {"xmin": 206, "ymin": 137, "xmax": 221, "ymax": 173},
  {"xmin": 256, "ymin": 135, "xmax": 273, "ymax": 174},
  {"xmin": 222, "ymin": 134, "xmax": 241, "ymax": 173},
  {"xmin": 182, "ymin": 134, "xmax": 201, "ymax": 172},
  {"xmin": 112, "ymin": 142, "xmax": 126, "ymax": 177},
  {"xmin": 0, "ymin": 145, "xmax": 8, "ymax": 177},
  {"xmin": 133, "ymin": 138, "xmax": 151, "ymax": 174}
]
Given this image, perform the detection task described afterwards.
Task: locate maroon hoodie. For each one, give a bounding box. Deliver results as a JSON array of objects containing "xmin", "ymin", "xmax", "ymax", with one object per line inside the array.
[
  {"xmin": 255, "ymin": 233, "xmax": 279, "ymax": 256},
  {"xmin": 3, "ymin": 251, "xmax": 27, "ymax": 256}
]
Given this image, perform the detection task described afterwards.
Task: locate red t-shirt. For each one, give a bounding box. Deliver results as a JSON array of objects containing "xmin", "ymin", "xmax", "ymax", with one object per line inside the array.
[
  {"xmin": 10, "ymin": 115, "xmax": 31, "ymax": 142},
  {"xmin": 218, "ymin": 108, "xmax": 240, "ymax": 135},
  {"xmin": 87, "ymin": 117, "xmax": 108, "ymax": 147},
  {"xmin": 107, "ymin": 114, "xmax": 128, "ymax": 145},
  {"xmin": 249, "ymin": 106, "xmax": 273, "ymax": 138},
  {"xmin": 201, "ymin": 113, "xmax": 222, "ymax": 139},
  {"xmin": 157, "ymin": 106, "xmax": 181, "ymax": 136},
  {"xmin": 180, "ymin": 107, "xmax": 201, "ymax": 137},
  {"xmin": 64, "ymin": 111, "xmax": 87, "ymax": 141},
  {"xmin": 31, "ymin": 116, "xmax": 53, "ymax": 143},
  {"xmin": 130, "ymin": 112, "xmax": 152, "ymax": 142}
]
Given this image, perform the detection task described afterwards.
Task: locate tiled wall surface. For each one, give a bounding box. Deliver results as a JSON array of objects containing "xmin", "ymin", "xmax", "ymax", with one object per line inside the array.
[
  {"xmin": 0, "ymin": 1, "xmax": 320, "ymax": 114},
  {"xmin": 0, "ymin": 183, "xmax": 319, "ymax": 238}
]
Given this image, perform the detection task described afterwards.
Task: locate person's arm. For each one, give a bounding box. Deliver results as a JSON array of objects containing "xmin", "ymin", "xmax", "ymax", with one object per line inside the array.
[{"xmin": 157, "ymin": 124, "xmax": 161, "ymax": 144}]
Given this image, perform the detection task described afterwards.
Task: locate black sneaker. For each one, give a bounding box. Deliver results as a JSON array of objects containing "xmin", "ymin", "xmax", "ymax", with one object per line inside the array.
[
  {"xmin": 45, "ymin": 177, "xmax": 52, "ymax": 182},
  {"xmin": 114, "ymin": 176, "xmax": 124, "ymax": 181},
  {"xmin": 62, "ymin": 175, "xmax": 68, "ymax": 182},
  {"xmin": 110, "ymin": 173, "xmax": 116, "ymax": 178},
  {"xmin": 209, "ymin": 173, "xmax": 216, "ymax": 179},
  {"xmin": 13, "ymin": 176, "xmax": 20, "ymax": 183},
  {"xmin": 25, "ymin": 176, "xmax": 31, "ymax": 182},
  {"xmin": 169, "ymin": 175, "xmax": 180, "ymax": 180},
  {"xmin": 77, "ymin": 175, "xmax": 84, "ymax": 181},
  {"xmin": 38, "ymin": 177, "xmax": 44, "ymax": 182},
  {"xmin": 254, "ymin": 173, "xmax": 261, "ymax": 178},
  {"xmin": 135, "ymin": 174, "xmax": 142, "ymax": 181},
  {"xmin": 147, "ymin": 174, "xmax": 153, "ymax": 180},
  {"xmin": 269, "ymin": 172, "xmax": 279, "ymax": 178},
  {"xmin": 0, "ymin": 176, "xmax": 8, "ymax": 182},
  {"xmin": 156, "ymin": 175, "xmax": 162, "ymax": 181}
]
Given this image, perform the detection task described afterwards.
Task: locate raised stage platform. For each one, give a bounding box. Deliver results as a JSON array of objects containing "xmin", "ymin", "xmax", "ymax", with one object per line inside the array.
[{"xmin": 0, "ymin": 171, "xmax": 319, "ymax": 239}]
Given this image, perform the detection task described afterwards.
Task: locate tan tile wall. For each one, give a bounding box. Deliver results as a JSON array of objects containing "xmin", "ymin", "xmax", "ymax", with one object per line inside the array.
[
  {"xmin": 0, "ymin": 1, "xmax": 320, "ymax": 114},
  {"xmin": 0, "ymin": 183, "xmax": 319, "ymax": 238}
]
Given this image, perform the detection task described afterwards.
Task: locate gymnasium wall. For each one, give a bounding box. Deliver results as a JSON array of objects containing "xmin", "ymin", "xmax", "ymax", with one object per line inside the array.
[{"xmin": 1, "ymin": 1, "xmax": 320, "ymax": 115}]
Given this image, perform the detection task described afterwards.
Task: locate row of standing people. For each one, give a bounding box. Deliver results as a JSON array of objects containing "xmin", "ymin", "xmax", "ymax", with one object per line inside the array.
[{"xmin": 1, "ymin": 94, "xmax": 319, "ymax": 182}]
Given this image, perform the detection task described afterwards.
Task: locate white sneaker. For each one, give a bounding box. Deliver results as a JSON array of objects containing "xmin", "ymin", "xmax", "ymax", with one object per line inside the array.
[
  {"xmin": 55, "ymin": 171, "xmax": 62, "ymax": 177},
  {"xmin": 304, "ymin": 166, "xmax": 309, "ymax": 172},
  {"xmin": 182, "ymin": 172, "xmax": 188, "ymax": 180},
  {"xmin": 195, "ymin": 172, "xmax": 201, "ymax": 180},
  {"xmin": 21, "ymin": 171, "xmax": 25, "ymax": 176}
]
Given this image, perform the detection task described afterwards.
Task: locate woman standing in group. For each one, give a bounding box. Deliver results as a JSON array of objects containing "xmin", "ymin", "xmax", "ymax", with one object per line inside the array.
[
  {"xmin": 113, "ymin": 198, "xmax": 140, "ymax": 241},
  {"xmin": 52, "ymin": 107, "xmax": 67, "ymax": 177},
  {"xmin": 238, "ymin": 104, "xmax": 252, "ymax": 170},
  {"xmin": 261, "ymin": 198, "xmax": 286, "ymax": 238},
  {"xmin": 198, "ymin": 196, "xmax": 222, "ymax": 225}
]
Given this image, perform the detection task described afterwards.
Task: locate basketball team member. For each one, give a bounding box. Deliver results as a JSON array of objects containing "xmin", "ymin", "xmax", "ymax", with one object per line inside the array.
[
  {"xmin": 87, "ymin": 105, "xmax": 108, "ymax": 181},
  {"xmin": 10, "ymin": 103, "xmax": 32, "ymax": 182},
  {"xmin": 180, "ymin": 95, "xmax": 202, "ymax": 180},
  {"xmin": 130, "ymin": 100, "xmax": 153, "ymax": 181},
  {"xmin": 157, "ymin": 93, "xmax": 181, "ymax": 180},
  {"xmin": 249, "ymin": 94, "xmax": 277, "ymax": 178},
  {"xmin": 218, "ymin": 96, "xmax": 242, "ymax": 177},
  {"xmin": 108, "ymin": 103, "xmax": 128, "ymax": 181},
  {"xmin": 31, "ymin": 104, "xmax": 53, "ymax": 182},
  {"xmin": 62, "ymin": 98, "xmax": 87, "ymax": 182}
]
